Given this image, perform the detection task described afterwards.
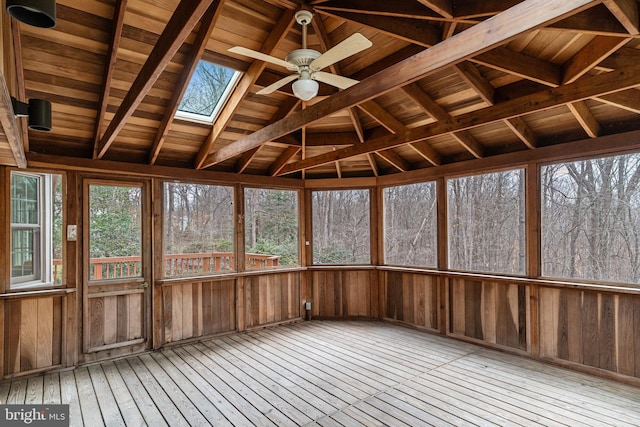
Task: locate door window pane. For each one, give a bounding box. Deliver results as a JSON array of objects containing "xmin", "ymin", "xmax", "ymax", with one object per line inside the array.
[{"xmin": 89, "ymin": 184, "xmax": 142, "ymax": 280}]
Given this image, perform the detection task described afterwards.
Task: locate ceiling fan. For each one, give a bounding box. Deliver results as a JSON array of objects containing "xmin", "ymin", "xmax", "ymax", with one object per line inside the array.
[{"xmin": 229, "ymin": 10, "xmax": 372, "ymax": 101}]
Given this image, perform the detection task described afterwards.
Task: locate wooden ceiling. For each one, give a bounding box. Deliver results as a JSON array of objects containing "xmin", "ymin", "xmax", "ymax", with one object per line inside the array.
[{"xmin": 2, "ymin": 0, "xmax": 640, "ymax": 179}]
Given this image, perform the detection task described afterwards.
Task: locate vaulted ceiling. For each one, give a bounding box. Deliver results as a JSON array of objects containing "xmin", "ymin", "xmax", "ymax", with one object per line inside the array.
[{"xmin": 2, "ymin": 0, "xmax": 640, "ymax": 179}]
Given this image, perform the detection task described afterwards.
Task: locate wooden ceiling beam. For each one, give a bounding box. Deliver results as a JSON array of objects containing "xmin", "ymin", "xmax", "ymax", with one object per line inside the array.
[
  {"xmin": 317, "ymin": 10, "xmax": 442, "ymax": 47},
  {"xmin": 567, "ymin": 101, "xmax": 600, "ymax": 138},
  {"xmin": 594, "ymin": 89, "xmax": 640, "ymax": 114},
  {"xmin": 472, "ymin": 47, "xmax": 562, "ymax": 87},
  {"xmin": 269, "ymin": 146, "xmax": 301, "ymax": 176},
  {"xmin": 205, "ymin": 0, "xmax": 601, "ymax": 167},
  {"xmin": 377, "ymin": 149, "xmax": 412, "ymax": 172},
  {"xmin": 315, "ymin": 1, "xmax": 448, "ymax": 20},
  {"xmin": 92, "ymin": 0, "xmax": 127, "ymax": 159},
  {"xmin": 415, "ymin": 0, "xmax": 453, "ymax": 19},
  {"xmin": 451, "ymin": 131, "xmax": 484, "ymax": 158},
  {"xmin": 550, "ymin": 6, "xmax": 631, "ymax": 35},
  {"xmin": 148, "ymin": 1, "xmax": 224, "ymax": 165},
  {"xmin": 408, "ymin": 141, "xmax": 441, "ymax": 166},
  {"xmin": 95, "ymin": 0, "xmax": 213, "ymax": 159},
  {"xmin": 603, "ymin": 0, "xmax": 639, "ymax": 34},
  {"xmin": 454, "ymin": 62, "xmax": 494, "ymax": 105},
  {"xmin": 195, "ymin": 9, "xmax": 297, "ymax": 169},
  {"xmin": 235, "ymin": 146, "xmax": 262, "ymax": 173},
  {"xmin": 562, "ymin": 35, "xmax": 631, "ymax": 84},
  {"xmin": 453, "ymin": 0, "xmax": 521, "ymax": 18},
  {"xmin": 277, "ymin": 63, "xmax": 640, "ymax": 175},
  {"xmin": 0, "ymin": 71, "xmax": 27, "ymax": 168},
  {"xmin": 505, "ymin": 117, "xmax": 538, "ymax": 149}
]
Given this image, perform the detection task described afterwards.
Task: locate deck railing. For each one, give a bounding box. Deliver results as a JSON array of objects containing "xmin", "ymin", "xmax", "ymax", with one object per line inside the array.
[{"xmin": 52, "ymin": 252, "xmax": 280, "ymax": 282}]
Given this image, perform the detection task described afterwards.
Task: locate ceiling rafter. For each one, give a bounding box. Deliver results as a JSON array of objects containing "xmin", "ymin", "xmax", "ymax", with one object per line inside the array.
[
  {"xmin": 94, "ymin": 0, "xmax": 213, "ymax": 159},
  {"xmin": 0, "ymin": 68, "xmax": 26, "ymax": 168},
  {"xmin": 315, "ymin": 1, "xmax": 452, "ymax": 21},
  {"xmin": 505, "ymin": 117, "xmax": 538, "ymax": 149},
  {"xmin": 269, "ymin": 146, "xmax": 301, "ymax": 176},
  {"xmin": 148, "ymin": 1, "xmax": 225, "ymax": 165},
  {"xmin": 92, "ymin": 0, "xmax": 127, "ymax": 159},
  {"xmin": 562, "ymin": 35, "xmax": 631, "ymax": 84},
  {"xmin": 194, "ymin": 9, "xmax": 297, "ymax": 169},
  {"xmin": 567, "ymin": 101, "xmax": 600, "ymax": 137},
  {"xmin": 311, "ymin": 14, "xmax": 376, "ymax": 176},
  {"xmin": 276, "ymin": 63, "xmax": 640, "ymax": 175},
  {"xmin": 416, "ymin": 0, "xmax": 453, "ymax": 18},
  {"xmin": 205, "ymin": 0, "xmax": 601, "ymax": 167},
  {"xmin": 602, "ymin": 0, "xmax": 639, "ymax": 34},
  {"xmin": 594, "ymin": 89, "xmax": 640, "ymax": 114},
  {"xmin": 11, "ymin": 17, "xmax": 28, "ymax": 154}
]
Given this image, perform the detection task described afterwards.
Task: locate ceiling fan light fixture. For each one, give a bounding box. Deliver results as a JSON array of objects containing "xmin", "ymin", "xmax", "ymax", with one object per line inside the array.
[
  {"xmin": 6, "ymin": 0, "xmax": 56, "ymax": 28},
  {"xmin": 292, "ymin": 78, "xmax": 318, "ymax": 101}
]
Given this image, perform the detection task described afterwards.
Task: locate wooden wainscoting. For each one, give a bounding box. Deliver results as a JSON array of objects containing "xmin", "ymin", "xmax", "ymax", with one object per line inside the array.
[
  {"xmin": 86, "ymin": 290, "xmax": 144, "ymax": 351},
  {"xmin": 383, "ymin": 271, "xmax": 439, "ymax": 331},
  {"xmin": 3, "ymin": 295, "xmax": 64, "ymax": 377},
  {"xmin": 310, "ymin": 269, "xmax": 377, "ymax": 318},
  {"xmin": 161, "ymin": 278, "xmax": 236, "ymax": 345},
  {"xmin": 449, "ymin": 278, "xmax": 527, "ymax": 352},
  {"xmin": 539, "ymin": 287, "xmax": 640, "ymax": 378},
  {"xmin": 242, "ymin": 271, "xmax": 302, "ymax": 328}
]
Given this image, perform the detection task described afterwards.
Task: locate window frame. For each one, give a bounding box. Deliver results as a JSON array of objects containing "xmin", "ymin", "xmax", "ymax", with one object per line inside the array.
[
  {"xmin": 175, "ymin": 60, "xmax": 242, "ymax": 124},
  {"xmin": 9, "ymin": 170, "xmax": 64, "ymax": 290},
  {"xmin": 243, "ymin": 186, "xmax": 301, "ymax": 271},
  {"xmin": 446, "ymin": 167, "xmax": 527, "ymax": 276},
  {"xmin": 311, "ymin": 188, "xmax": 372, "ymax": 266}
]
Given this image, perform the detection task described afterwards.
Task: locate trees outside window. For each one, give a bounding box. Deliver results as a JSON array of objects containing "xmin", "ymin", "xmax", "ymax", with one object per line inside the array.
[
  {"xmin": 164, "ymin": 183, "xmax": 234, "ymax": 276},
  {"xmin": 10, "ymin": 171, "xmax": 63, "ymax": 287},
  {"xmin": 448, "ymin": 169, "xmax": 525, "ymax": 275},
  {"xmin": 244, "ymin": 188, "xmax": 299, "ymax": 269},
  {"xmin": 542, "ymin": 154, "xmax": 640, "ymax": 286},
  {"xmin": 384, "ymin": 182, "xmax": 437, "ymax": 267},
  {"xmin": 312, "ymin": 189, "xmax": 370, "ymax": 264}
]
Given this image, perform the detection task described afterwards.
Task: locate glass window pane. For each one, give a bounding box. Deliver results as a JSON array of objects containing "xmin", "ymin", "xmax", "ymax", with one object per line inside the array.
[
  {"xmin": 384, "ymin": 182, "xmax": 437, "ymax": 267},
  {"xmin": 244, "ymin": 188, "xmax": 299, "ymax": 270},
  {"xmin": 89, "ymin": 184, "xmax": 142, "ymax": 280},
  {"xmin": 177, "ymin": 61, "xmax": 240, "ymax": 122},
  {"xmin": 448, "ymin": 169, "xmax": 525, "ymax": 274},
  {"xmin": 11, "ymin": 228, "xmax": 38, "ymax": 279},
  {"xmin": 164, "ymin": 183, "xmax": 235, "ymax": 277},
  {"xmin": 312, "ymin": 189, "xmax": 370, "ymax": 264},
  {"xmin": 11, "ymin": 173, "xmax": 39, "ymax": 225},
  {"xmin": 542, "ymin": 154, "xmax": 640, "ymax": 285}
]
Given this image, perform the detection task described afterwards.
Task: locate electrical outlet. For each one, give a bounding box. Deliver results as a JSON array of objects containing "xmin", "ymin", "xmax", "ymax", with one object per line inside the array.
[{"xmin": 67, "ymin": 224, "xmax": 77, "ymax": 241}]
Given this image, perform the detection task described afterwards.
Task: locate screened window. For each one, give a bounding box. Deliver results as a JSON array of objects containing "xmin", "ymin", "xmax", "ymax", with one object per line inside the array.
[
  {"xmin": 384, "ymin": 182, "xmax": 437, "ymax": 267},
  {"xmin": 542, "ymin": 154, "xmax": 640, "ymax": 285},
  {"xmin": 10, "ymin": 171, "xmax": 63, "ymax": 287},
  {"xmin": 164, "ymin": 183, "xmax": 234, "ymax": 277},
  {"xmin": 312, "ymin": 189, "xmax": 370, "ymax": 264},
  {"xmin": 244, "ymin": 188, "xmax": 299, "ymax": 270},
  {"xmin": 176, "ymin": 61, "xmax": 241, "ymax": 123},
  {"xmin": 448, "ymin": 169, "xmax": 525, "ymax": 275}
]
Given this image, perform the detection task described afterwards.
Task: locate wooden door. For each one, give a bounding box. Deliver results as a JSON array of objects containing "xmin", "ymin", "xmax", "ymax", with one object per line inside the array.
[{"xmin": 82, "ymin": 179, "xmax": 151, "ymax": 356}]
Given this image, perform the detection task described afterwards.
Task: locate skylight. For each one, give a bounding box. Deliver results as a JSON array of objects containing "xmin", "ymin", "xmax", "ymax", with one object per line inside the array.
[{"xmin": 176, "ymin": 61, "xmax": 241, "ymax": 123}]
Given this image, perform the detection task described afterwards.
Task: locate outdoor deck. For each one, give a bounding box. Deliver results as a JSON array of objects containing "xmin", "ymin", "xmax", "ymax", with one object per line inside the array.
[{"xmin": 1, "ymin": 321, "xmax": 638, "ymax": 426}]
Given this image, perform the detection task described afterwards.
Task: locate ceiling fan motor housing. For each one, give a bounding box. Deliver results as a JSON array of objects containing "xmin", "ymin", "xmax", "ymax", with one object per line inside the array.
[
  {"xmin": 286, "ymin": 49, "xmax": 321, "ymax": 69},
  {"xmin": 295, "ymin": 10, "xmax": 313, "ymax": 26}
]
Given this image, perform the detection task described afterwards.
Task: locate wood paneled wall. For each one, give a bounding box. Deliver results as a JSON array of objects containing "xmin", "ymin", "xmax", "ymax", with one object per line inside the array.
[
  {"xmin": 242, "ymin": 271, "xmax": 302, "ymax": 328},
  {"xmin": 449, "ymin": 278, "xmax": 527, "ymax": 351},
  {"xmin": 539, "ymin": 287, "xmax": 640, "ymax": 378},
  {"xmin": 384, "ymin": 271, "xmax": 438, "ymax": 331},
  {"xmin": 161, "ymin": 278, "xmax": 236, "ymax": 344},
  {"xmin": 3, "ymin": 295, "xmax": 64, "ymax": 376},
  {"xmin": 310, "ymin": 269, "xmax": 377, "ymax": 318},
  {"xmin": 86, "ymin": 291, "xmax": 144, "ymax": 351}
]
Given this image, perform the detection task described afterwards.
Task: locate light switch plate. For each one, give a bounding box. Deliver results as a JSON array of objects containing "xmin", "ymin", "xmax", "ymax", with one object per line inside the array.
[{"xmin": 67, "ymin": 224, "xmax": 77, "ymax": 241}]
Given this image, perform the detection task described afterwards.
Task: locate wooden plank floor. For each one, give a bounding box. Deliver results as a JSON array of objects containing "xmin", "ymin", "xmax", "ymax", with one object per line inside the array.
[{"xmin": 1, "ymin": 320, "xmax": 639, "ymax": 426}]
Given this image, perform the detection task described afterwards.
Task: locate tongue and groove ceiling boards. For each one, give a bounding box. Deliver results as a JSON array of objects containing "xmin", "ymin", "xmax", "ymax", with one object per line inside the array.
[{"xmin": 5, "ymin": 0, "xmax": 640, "ymax": 179}]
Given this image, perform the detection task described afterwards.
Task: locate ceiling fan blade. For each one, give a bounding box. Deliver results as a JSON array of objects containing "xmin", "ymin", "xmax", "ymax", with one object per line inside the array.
[
  {"xmin": 313, "ymin": 71, "xmax": 359, "ymax": 90},
  {"xmin": 310, "ymin": 33, "xmax": 372, "ymax": 71},
  {"xmin": 257, "ymin": 74, "xmax": 299, "ymax": 95},
  {"xmin": 228, "ymin": 46, "xmax": 297, "ymax": 71}
]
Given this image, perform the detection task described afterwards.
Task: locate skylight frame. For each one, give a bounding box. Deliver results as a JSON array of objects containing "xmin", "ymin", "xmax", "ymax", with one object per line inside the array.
[{"xmin": 175, "ymin": 61, "xmax": 242, "ymax": 124}]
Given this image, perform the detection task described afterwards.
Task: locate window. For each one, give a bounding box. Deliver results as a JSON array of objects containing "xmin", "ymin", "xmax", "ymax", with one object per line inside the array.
[
  {"xmin": 542, "ymin": 154, "xmax": 640, "ymax": 285},
  {"xmin": 244, "ymin": 188, "xmax": 299, "ymax": 270},
  {"xmin": 312, "ymin": 189, "xmax": 370, "ymax": 264},
  {"xmin": 448, "ymin": 169, "xmax": 525, "ymax": 275},
  {"xmin": 10, "ymin": 171, "xmax": 63, "ymax": 288},
  {"xmin": 176, "ymin": 61, "xmax": 241, "ymax": 123},
  {"xmin": 164, "ymin": 182, "xmax": 234, "ymax": 277},
  {"xmin": 384, "ymin": 182, "xmax": 437, "ymax": 267}
]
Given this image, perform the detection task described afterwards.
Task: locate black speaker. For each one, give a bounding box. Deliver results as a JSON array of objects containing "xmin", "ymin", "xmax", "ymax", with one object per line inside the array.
[{"xmin": 6, "ymin": 0, "xmax": 56, "ymax": 28}]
